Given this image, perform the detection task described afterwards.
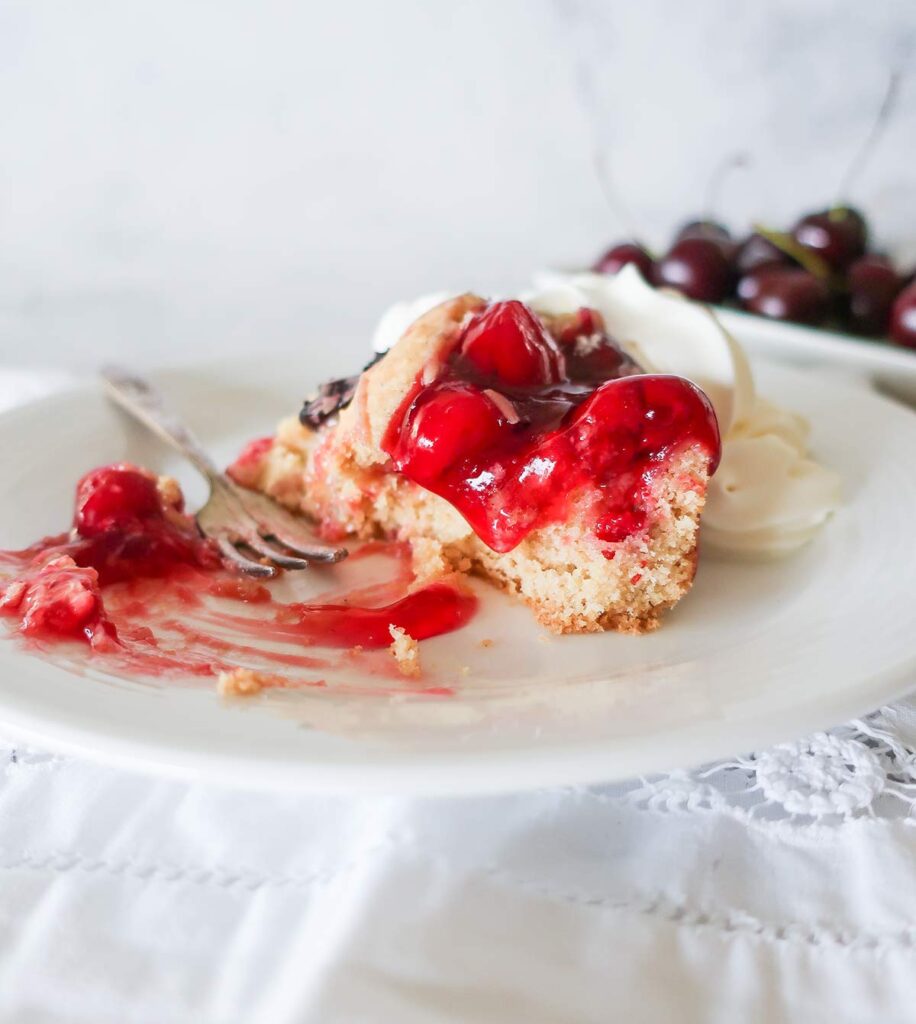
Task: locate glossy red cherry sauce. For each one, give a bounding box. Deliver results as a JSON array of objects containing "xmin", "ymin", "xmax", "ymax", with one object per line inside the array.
[
  {"xmin": 383, "ymin": 301, "xmax": 721, "ymax": 553},
  {"xmin": 0, "ymin": 464, "xmax": 476, "ymax": 686}
]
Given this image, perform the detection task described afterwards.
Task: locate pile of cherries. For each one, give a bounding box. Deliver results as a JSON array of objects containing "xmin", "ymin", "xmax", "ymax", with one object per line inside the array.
[{"xmin": 593, "ymin": 207, "xmax": 916, "ymax": 349}]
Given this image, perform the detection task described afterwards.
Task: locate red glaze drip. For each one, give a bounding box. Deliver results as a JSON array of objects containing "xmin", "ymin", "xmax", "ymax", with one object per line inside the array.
[
  {"xmin": 0, "ymin": 464, "xmax": 477, "ymax": 683},
  {"xmin": 383, "ymin": 301, "xmax": 721, "ymax": 553}
]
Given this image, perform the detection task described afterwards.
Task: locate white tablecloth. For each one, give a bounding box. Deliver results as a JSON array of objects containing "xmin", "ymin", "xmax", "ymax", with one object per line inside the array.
[{"xmin": 2, "ymin": 371, "xmax": 916, "ymax": 1024}]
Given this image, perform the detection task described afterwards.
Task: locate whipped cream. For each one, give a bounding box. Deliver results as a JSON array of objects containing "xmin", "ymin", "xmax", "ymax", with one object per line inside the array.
[
  {"xmin": 370, "ymin": 266, "xmax": 841, "ymax": 557},
  {"xmin": 373, "ymin": 292, "xmax": 453, "ymax": 355}
]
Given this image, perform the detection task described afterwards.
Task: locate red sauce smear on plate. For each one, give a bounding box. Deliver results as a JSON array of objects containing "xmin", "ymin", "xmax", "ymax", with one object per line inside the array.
[{"xmin": 0, "ymin": 463, "xmax": 476, "ymax": 686}]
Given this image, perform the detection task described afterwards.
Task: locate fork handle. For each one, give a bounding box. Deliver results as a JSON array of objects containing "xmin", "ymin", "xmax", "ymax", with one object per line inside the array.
[{"xmin": 101, "ymin": 366, "xmax": 226, "ymax": 484}]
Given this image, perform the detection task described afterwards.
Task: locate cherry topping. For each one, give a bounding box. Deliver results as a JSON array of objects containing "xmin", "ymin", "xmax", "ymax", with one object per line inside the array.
[
  {"xmin": 385, "ymin": 321, "xmax": 720, "ymax": 554},
  {"xmin": 737, "ymin": 266, "xmax": 830, "ymax": 325},
  {"xmin": 593, "ymin": 242, "xmax": 655, "ymax": 280},
  {"xmin": 459, "ymin": 300, "xmax": 565, "ymax": 386},
  {"xmin": 396, "ymin": 384, "xmax": 506, "ymax": 485},
  {"xmin": 653, "ymin": 238, "xmax": 733, "ymax": 303},
  {"xmin": 791, "ymin": 207, "xmax": 867, "ymax": 272},
  {"xmin": 843, "ymin": 255, "xmax": 902, "ymax": 336},
  {"xmin": 890, "ymin": 280, "xmax": 916, "ymax": 349}
]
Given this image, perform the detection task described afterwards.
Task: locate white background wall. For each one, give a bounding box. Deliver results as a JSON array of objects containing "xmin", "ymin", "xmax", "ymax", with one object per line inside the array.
[{"xmin": 0, "ymin": 0, "xmax": 914, "ymax": 369}]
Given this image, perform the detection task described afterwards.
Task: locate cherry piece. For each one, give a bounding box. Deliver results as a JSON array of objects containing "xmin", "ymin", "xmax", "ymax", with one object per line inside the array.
[
  {"xmin": 791, "ymin": 207, "xmax": 867, "ymax": 271},
  {"xmin": 889, "ymin": 280, "xmax": 916, "ymax": 349},
  {"xmin": 843, "ymin": 255, "xmax": 902, "ymax": 336},
  {"xmin": 0, "ymin": 554, "xmax": 115, "ymax": 646},
  {"xmin": 594, "ymin": 509, "xmax": 646, "ymax": 544},
  {"xmin": 396, "ymin": 384, "xmax": 506, "ymax": 484},
  {"xmin": 653, "ymin": 238, "xmax": 733, "ymax": 303},
  {"xmin": 736, "ymin": 233, "xmax": 790, "ymax": 275},
  {"xmin": 548, "ymin": 308, "xmax": 640, "ymax": 382},
  {"xmin": 459, "ymin": 300, "xmax": 565, "ymax": 386},
  {"xmin": 737, "ymin": 266, "xmax": 830, "ymax": 325},
  {"xmin": 70, "ymin": 462, "xmax": 218, "ymax": 584},
  {"xmin": 593, "ymin": 242, "xmax": 655, "ymax": 280},
  {"xmin": 75, "ymin": 464, "xmax": 163, "ymax": 537}
]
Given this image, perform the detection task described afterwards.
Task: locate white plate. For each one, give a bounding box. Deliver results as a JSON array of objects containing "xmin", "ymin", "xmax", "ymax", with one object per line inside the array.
[
  {"xmin": 715, "ymin": 306, "xmax": 916, "ymax": 406},
  {"xmin": 1, "ymin": 354, "xmax": 915, "ymax": 795}
]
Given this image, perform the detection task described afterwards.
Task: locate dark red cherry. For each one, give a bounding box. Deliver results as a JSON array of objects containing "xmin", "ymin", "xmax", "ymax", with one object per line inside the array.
[
  {"xmin": 460, "ymin": 300, "xmax": 564, "ymax": 386},
  {"xmin": 74, "ymin": 464, "xmax": 163, "ymax": 538},
  {"xmin": 791, "ymin": 207, "xmax": 867, "ymax": 271},
  {"xmin": 737, "ymin": 266, "xmax": 830, "ymax": 325},
  {"xmin": 889, "ymin": 280, "xmax": 916, "ymax": 349},
  {"xmin": 675, "ymin": 219, "xmax": 735, "ymax": 260},
  {"xmin": 592, "ymin": 242, "xmax": 654, "ymax": 280},
  {"xmin": 653, "ymin": 238, "xmax": 733, "ymax": 303},
  {"xmin": 548, "ymin": 308, "xmax": 639, "ymax": 381},
  {"xmin": 843, "ymin": 255, "xmax": 902, "ymax": 336},
  {"xmin": 398, "ymin": 384, "xmax": 506, "ymax": 483},
  {"xmin": 736, "ymin": 233, "xmax": 791, "ymax": 275}
]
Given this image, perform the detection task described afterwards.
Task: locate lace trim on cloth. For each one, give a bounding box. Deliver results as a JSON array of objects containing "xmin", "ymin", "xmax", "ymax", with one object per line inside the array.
[{"xmin": 590, "ymin": 709, "xmax": 916, "ymax": 829}]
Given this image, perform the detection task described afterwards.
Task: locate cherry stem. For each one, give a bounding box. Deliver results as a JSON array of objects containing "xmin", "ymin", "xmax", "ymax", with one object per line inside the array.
[
  {"xmin": 752, "ymin": 223, "xmax": 835, "ymax": 283},
  {"xmin": 591, "ymin": 148, "xmax": 642, "ymax": 244},
  {"xmin": 556, "ymin": 7, "xmax": 644, "ymax": 243},
  {"xmin": 703, "ymin": 151, "xmax": 750, "ymax": 223},
  {"xmin": 836, "ymin": 70, "xmax": 902, "ymax": 203}
]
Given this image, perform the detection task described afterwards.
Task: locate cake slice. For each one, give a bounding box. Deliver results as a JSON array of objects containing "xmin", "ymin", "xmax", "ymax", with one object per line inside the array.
[{"xmin": 231, "ymin": 296, "xmax": 721, "ymax": 634}]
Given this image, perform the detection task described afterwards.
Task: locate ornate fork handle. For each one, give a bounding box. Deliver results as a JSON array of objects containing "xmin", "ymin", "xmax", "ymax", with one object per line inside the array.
[{"xmin": 102, "ymin": 367, "xmax": 230, "ymax": 489}]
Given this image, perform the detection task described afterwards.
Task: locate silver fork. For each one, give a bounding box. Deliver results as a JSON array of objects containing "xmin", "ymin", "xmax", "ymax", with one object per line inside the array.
[{"xmin": 101, "ymin": 367, "xmax": 347, "ymax": 578}]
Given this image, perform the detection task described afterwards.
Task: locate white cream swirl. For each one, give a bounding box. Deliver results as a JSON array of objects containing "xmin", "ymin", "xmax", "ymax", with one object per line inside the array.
[
  {"xmin": 373, "ymin": 292, "xmax": 453, "ymax": 355},
  {"xmin": 371, "ymin": 266, "xmax": 841, "ymax": 557}
]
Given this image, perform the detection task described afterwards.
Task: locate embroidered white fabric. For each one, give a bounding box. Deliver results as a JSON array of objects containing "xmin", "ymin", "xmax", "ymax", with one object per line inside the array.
[
  {"xmin": 625, "ymin": 708, "xmax": 916, "ymax": 827},
  {"xmin": 2, "ymin": 372, "xmax": 916, "ymax": 1023}
]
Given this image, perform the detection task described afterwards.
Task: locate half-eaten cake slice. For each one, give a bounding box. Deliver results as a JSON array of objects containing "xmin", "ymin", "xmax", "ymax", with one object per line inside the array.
[{"xmin": 230, "ymin": 295, "xmax": 721, "ymax": 634}]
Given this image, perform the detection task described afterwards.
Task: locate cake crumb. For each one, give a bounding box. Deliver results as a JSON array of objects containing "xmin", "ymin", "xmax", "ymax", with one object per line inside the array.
[
  {"xmin": 217, "ymin": 667, "xmax": 267, "ymax": 697},
  {"xmin": 156, "ymin": 474, "xmax": 183, "ymax": 509},
  {"xmin": 459, "ymin": 665, "xmax": 470, "ymax": 676},
  {"xmin": 479, "ymin": 638, "xmax": 494, "ymax": 649},
  {"xmin": 388, "ymin": 624, "xmax": 421, "ymax": 678}
]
